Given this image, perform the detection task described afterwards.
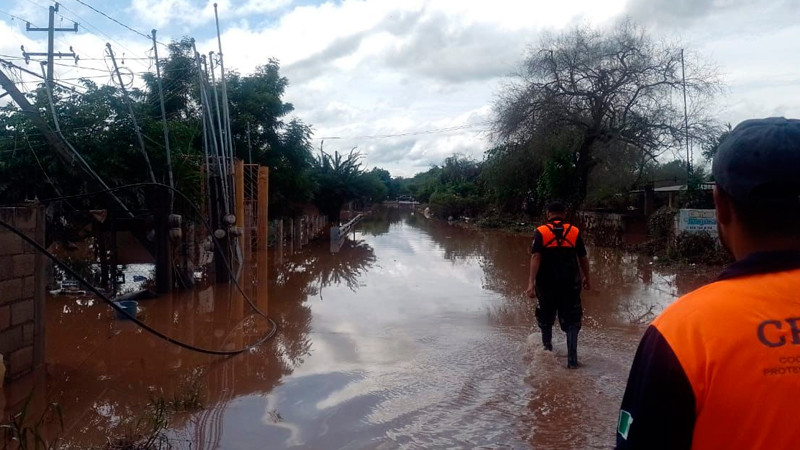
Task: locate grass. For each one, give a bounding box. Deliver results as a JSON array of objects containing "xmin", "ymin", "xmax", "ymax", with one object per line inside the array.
[
  {"xmin": 104, "ymin": 398, "xmax": 171, "ymax": 450},
  {"xmin": 166, "ymin": 368, "xmax": 204, "ymax": 413},
  {"xmin": 1, "ymin": 392, "xmax": 63, "ymax": 450}
]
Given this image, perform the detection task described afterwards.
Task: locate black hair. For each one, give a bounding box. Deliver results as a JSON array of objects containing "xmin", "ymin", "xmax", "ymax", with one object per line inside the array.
[{"xmin": 546, "ymin": 201, "xmax": 567, "ymax": 214}]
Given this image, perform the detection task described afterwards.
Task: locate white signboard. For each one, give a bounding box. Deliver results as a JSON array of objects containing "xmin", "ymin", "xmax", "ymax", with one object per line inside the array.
[{"xmin": 677, "ymin": 209, "xmax": 717, "ymax": 237}]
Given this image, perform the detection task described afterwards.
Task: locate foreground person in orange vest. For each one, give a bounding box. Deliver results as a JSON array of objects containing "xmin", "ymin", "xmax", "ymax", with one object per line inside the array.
[
  {"xmin": 526, "ymin": 201, "xmax": 591, "ymax": 368},
  {"xmin": 617, "ymin": 117, "xmax": 800, "ymax": 449}
]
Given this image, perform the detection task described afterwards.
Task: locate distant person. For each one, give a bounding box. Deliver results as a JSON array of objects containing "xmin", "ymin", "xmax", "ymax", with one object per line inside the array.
[
  {"xmin": 616, "ymin": 117, "xmax": 800, "ymax": 449},
  {"xmin": 526, "ymin": 201, "xmax": 591, "ymax": 368}
]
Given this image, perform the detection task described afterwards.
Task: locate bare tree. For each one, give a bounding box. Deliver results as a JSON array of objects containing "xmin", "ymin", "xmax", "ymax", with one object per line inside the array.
[{"xmin": 493, "ymin": 20, "xmax": 723, "ymax": 204}]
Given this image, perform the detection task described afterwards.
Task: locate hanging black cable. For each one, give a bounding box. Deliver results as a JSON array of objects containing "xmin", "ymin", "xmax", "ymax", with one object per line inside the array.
[
  {"xmin": 34, "ymin": 181, "xmax": 270, "ymax": 319},
  {"xmin": 0, "ymin": 217, "xmax": 276, "ymax": 356}
]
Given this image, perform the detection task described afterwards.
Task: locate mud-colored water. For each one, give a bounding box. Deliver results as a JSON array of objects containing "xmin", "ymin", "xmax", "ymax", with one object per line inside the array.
[{"xmin": 7, "ymin": 209, "xmax": 720, "ymax": 449}]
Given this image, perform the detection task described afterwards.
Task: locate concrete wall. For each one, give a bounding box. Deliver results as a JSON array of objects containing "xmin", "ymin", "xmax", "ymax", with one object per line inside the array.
[{"xmin": 0, "ymin": 206, "xmax": 45, "ymax": 380}]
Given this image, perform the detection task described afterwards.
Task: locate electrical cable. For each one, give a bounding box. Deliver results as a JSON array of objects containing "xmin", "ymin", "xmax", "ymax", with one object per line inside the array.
[
  {"xmin": 0, "ymin": 217, "xmax": 277, "ymax": 355},
  {"xmin": 313, "ymin": 121, "xmax": 492, "ymax": 140},
  {"xmin": 69, "ymin": 0, "xmax": 168, "ymax": 48},
  {"xmin": 24, "ymin": 129, "xmax": 69, "ymax": 200},
  {"xmin": 35, "ymin": 182, "xmax": 272, "ymax": 320},
  {"xmin": 55, "ymin": 1, "xmax": 153, "ymax": 72},
  {"xmin": 0, "ymin": 9, "xmax": 38, "ymax": 26}
]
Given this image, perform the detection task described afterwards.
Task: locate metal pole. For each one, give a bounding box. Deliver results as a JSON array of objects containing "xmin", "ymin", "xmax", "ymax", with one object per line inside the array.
[
  {"xmin": 46, "ymin": 5, "xmax": 55, "ymax": 89},
  {"xmin": 247, "ymin": 121, "xmax": 253, "ymax": 164},
  {"xmin": 202, "ymin": 59, "xmax": 224, "ymax": 224},
  {"xmin": 193, "ymin": 43, "xmax": 215, "ymax": 221},
  {"xmin": 681, "ymin": 49, "xmax": 691, "ymax": 177},
  {"xmin": 208, "ymin": 51, "xmax": 230, "ymax": 214},
  {"xmin": 106, "ymin": 43, "xmax": 157, "ymax": 183},
  {"xmin": 152, "ymin": 29, "xmax": 175, "ymax": 210},
  {"xmin": 214, "ymin": 3, "xmax": 235, "ymax": 181}
]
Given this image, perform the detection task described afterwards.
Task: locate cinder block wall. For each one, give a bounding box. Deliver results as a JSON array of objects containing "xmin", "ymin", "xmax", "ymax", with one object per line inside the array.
[{"xmin": 0, "ymin": 207, "xmax": 45, "ymax": 380}]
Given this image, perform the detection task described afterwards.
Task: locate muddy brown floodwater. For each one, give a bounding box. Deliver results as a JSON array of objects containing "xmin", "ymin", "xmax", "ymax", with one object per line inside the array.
[{"xmin": 6, "ymin": 208, "xmax": 720, "ymax": 449}]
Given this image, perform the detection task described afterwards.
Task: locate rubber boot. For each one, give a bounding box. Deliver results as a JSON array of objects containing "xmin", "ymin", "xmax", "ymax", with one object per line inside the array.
[
  {"xmin": 541, "ymin": 327, "xmax": 553, "ymax": 351},
  {"xmin": 566, "ymin": 329, "xmax": 579, "ymax": 369}
]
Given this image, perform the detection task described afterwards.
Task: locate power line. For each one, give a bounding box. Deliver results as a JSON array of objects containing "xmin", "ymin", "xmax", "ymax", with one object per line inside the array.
[
  {"xmin": 0, "ymin": 215, "xmax": 278, "ymax": 355},
  {"xmin": 54, "ymin": 1, "xmax": 153, "ymax": 72},
  {"xmin": 314, "ymin": 122, "xmax": 492, "ymax": 140},
  {"xmin": 0, "ymin": 9, "xmax": 39, "ymax": 27},
  {"xmin": 69, "ymin": 0, "xmax": 168, "ymax": 47},
  {"xmin": 0, "ymin": 57, "xmax": 78, "ymax": 92}
]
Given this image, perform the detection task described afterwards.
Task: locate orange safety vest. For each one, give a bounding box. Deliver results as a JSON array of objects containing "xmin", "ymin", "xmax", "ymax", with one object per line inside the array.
[
  {"xmin": 618, "ymin": 256, "xmax": 800, "ymax": 449},
  {"xmin": 656, "ymin": 270, "xmax": 800, "ymax": 449},
  {"xmin": 536, "ymin": 221, "xmax": 580, "ymax": 248}
]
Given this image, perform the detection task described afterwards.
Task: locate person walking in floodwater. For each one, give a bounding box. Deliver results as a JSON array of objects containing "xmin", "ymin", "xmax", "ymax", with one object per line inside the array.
[
  {"xmin": 526, "ymin": 201, "xmax": 591, "ymax": 368},
  {"xmin": 616, "ymin": 117, "xmax": 800, "ymax": 449}
]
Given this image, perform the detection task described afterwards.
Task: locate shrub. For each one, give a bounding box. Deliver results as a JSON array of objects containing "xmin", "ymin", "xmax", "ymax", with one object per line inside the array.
[
  {"xmin": 648, "ymin": 206, "xmax": 677, "ymax": 243},
  {"xmin": 672, "ymin": 231, "xmax": 729, "ymax": 264},
  {"xmin": 428, "ymin": 191, "xmax": 484, "ymax": 219}
]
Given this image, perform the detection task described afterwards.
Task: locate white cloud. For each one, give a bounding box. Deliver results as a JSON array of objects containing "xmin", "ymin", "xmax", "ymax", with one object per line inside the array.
[
  {"xmin": 3, "ymin": 0, "xmax": 799, "ymax": 175},
  {"xmin": 194, "ymin": 0, "xmax": 627, "ymax": 175},
  {"xmin": 130, "ymin": 0, "xmax": 216, "ymax": 28}
]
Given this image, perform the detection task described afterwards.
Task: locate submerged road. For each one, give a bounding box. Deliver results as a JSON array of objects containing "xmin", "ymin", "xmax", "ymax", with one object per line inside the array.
[{"xmin": 34, "ymin": 209, "xmax": 718, "ymax": 449}]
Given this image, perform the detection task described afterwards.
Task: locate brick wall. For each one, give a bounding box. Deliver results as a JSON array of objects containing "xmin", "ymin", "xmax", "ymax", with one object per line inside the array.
[{"xmin": 0, "ymin": 207, "xmax": 45, "ymax": 380}]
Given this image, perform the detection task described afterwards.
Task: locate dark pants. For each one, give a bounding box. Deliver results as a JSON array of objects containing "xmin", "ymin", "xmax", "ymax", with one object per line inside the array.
[{"xmin": 535, "ymin": 284, "xmax": 582, "ymax": 332}]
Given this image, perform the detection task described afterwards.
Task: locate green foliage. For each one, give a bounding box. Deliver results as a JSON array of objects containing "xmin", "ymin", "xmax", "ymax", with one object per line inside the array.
[
  {"xmin": 405, "ymin": 166, "xmax": 441, "ymax": 203},
  {"xmin": 648, "ymin": 206, "xmax": 677, "ymax": 243},
  {"xmin": 106, "ymin": 397, "xmax": 171, "ymax": 450},
  {"xmin": 166, "ymin": 368, "xmax": 205, "ymax": 412},
  {"xmin": 702, "ymin": 123, "xmax": 733, "ymax": 162},
  {"xmin": 370, "ymin": 168, "xmax": 408, "ymax": 200},
  {"xmin": 494, "ymin": 20, "xmax": 722, "ymax": 206},
  {"xmin": 536, "ymin": 150, "xmax": 576, "ymax": 205},
  {"xmin": 399, "ymin": 154, "xmax": 486, "ymax": 219},
  {"xmin": 481, "ymin": 143, "xmax": 540, "ymax": 212},
  {"xmin": 428, "ymin": 190, "xmax": 484, "ymax": 219},
  {"xmin": 672, "ymin": 231, "xmax": 728, "ymax": 264},
  {"xmin": 312, "ymin": 147, "xmax": 387, "ymax": 221},
  {"xmin": 0, "ymin": 41, "xmax": 315, "ymax": 219},
  {"xmin": 681, "ymin": 166, "xmax": 714, "ymax": 208}
]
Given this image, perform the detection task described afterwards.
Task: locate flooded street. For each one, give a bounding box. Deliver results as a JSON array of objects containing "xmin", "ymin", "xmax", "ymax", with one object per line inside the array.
[{"xmin": 14, "ymin": 209, "xmax": 719, "ymax": 449}]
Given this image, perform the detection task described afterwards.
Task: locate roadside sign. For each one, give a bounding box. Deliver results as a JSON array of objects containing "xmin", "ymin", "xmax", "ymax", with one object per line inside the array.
[{"xmin": 677, "ymin": 209, "xmax": 717, "ymax": 237}]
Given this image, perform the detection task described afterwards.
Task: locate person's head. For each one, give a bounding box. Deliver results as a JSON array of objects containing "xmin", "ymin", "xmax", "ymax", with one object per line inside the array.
[
  {"xmin": 545, "ymin": 201, "xmax": 567, "ymax": 220},
  {"xmin": 712, "ymin": 117, "xmax": 800, "ymax": 259}
]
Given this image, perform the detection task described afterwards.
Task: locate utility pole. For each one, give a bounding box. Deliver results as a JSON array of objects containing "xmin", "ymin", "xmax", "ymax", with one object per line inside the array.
[
  {"xmin": 151, "ymin": 29, "xmax": 175, "ymax": 211},
  {"xmin": 106, "ymin": 43, "xmax": 157, "ymax": 183},
  {"xmin": 0, "ymin": 68, "xmax": 76, "ymax": 168},
  {"xmin": 21, "ymin": 2, "xmax": 78, "ymax": 91},
  {"xmin": 247, "ymin": 121, "xmax": 253, "ymax": 164},
  {"xmin": 214, "ymin": 3, "xmax": 234, "ymax": 182},
  {"xmin": 681, "ymin": 49, "xmax": 691, "ymax": 179}
]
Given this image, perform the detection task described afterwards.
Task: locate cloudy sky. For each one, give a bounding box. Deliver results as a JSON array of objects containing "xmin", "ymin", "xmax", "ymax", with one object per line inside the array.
[{"xmin": 2, "ymin": 0, "xmax": 799, "ymax": 176}]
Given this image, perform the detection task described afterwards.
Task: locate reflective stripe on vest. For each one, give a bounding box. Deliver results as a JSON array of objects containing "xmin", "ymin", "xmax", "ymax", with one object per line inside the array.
[{"xmin": 537, "ymin": 221, "xmax": 579, "ymax": 248}]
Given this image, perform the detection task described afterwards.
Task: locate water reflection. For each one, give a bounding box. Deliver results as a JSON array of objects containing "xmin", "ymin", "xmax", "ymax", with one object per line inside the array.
[{"xmin": 6, "ymin": 209, "xmax": 723, "ymax": 449}]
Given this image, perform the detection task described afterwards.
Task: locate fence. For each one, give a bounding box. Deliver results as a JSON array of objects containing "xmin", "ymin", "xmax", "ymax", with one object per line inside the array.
[{"xmin": 269, "ymin": 215, "xmax": 329, "ymax": 263}]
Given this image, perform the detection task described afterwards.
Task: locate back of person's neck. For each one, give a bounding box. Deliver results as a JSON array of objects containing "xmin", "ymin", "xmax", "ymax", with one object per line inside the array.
[{"xmin": 734, "ymin": 237, "xmax": 800, "ymax": 261}]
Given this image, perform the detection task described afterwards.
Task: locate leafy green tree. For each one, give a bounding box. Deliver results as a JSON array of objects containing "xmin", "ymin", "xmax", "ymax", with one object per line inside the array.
[
  {"xmin": 369, "ymin": 167, "xmax": 407, "ymax": 200},
  {"xmin": 404, "ymin": 166, "xmax": 442, "ymax": 203},
  {"xmin": 481, "ymin": 143, "xmax": 541, "ymax": 212},
  {"xmin": 701, "ymin": 123, "xmax": 733, "ymax": 162},
  {"xmin": 216, "ymin": 58, "xmax": 316, "ymax": 217},
  {"xmin": 311, "ymin": 148, "xmax": 372, "ymax": 222}
]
